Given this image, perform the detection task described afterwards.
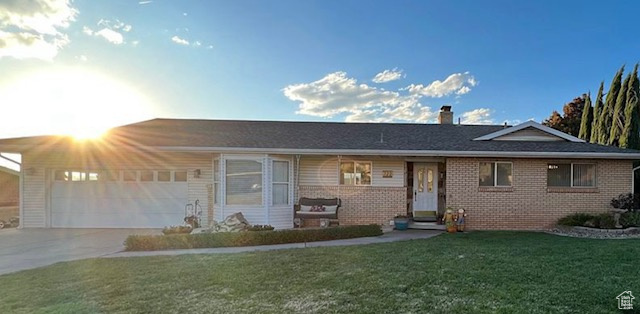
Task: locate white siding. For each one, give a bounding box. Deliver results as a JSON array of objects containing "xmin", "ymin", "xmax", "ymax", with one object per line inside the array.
[
  {"xmin": 299, "ymin": 156, "xmax": 405, "ymax": 187},
  {"xmin": 494, "ymin": 127, "xmax": 564, "ymax": 141},
  {"xmin": 299, "ymin": 156, "xmax": 339, "ymax": 186}
]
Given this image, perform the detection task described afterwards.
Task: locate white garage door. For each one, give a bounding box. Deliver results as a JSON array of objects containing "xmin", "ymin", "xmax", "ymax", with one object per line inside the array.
[{"xmin": 51, "ymin": 170, "xmax": 189, "ymax": 228}]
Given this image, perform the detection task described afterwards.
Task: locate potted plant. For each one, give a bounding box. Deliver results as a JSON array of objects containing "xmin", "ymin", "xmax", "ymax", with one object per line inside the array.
[{"xmin": 393, "ymin": 214, "xmax": 410, "ymax": 231}]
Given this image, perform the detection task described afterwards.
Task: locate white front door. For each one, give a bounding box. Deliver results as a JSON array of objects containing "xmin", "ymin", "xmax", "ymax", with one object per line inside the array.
[{"xmin": 413, "ymin": 163, "xmax": 438, "ymax": 215}]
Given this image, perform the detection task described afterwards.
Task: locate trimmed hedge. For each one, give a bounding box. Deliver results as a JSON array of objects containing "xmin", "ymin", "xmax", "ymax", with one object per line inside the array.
[
  {"xmin": 557, "ymin": 213, "xmax": 596, "ymax": 226},
  {"xmin": 125, "ymin": 224, "xmax": 383, "ymax": 251}
]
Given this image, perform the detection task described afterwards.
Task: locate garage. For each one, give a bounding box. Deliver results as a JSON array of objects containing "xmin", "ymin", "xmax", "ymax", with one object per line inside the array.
[{"xmin": 51, "ymin": 169, "xmax": 188, "ymax": 228}]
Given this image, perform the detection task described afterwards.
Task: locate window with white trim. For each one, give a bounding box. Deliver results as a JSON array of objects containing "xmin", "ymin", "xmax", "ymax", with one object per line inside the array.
[
  {"xmin": 272, "ymin": 160, "xmax": 289, "ymax": 205},
  {"xmin": 213, "ymin": 160, "xmax": 220, "ymax": 205},
  {"xmin": 226, "ymin": 159, "xmax": 262, "ymax": 205},
  {"xmin": 547, "ymin": 163, "xmax": 596, "ymax": 187},
  {"xmin": 340, "ymin": 161, "xmax": 372, "ymax": 185},
  {"xmin": 479, "ymin": 162, "xmax": 512, "ymax": 187}
]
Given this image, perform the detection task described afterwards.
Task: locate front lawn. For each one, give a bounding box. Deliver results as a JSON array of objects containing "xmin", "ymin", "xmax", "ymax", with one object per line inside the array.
[{"xmin": 1, "ymin": 232, "xmax": 638, "ymax": 313}]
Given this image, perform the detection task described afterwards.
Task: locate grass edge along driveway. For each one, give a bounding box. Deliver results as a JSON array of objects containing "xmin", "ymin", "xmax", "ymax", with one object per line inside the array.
[{"xmin": 0, "ymin": 231, "xmax": 637, "ymax": 313}]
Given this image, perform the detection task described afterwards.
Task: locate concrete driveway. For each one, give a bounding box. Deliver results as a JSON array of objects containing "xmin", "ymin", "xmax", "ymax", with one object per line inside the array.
[{"xmin": 0, "ymin": 228, "xmax": 159, "ymax": 275}]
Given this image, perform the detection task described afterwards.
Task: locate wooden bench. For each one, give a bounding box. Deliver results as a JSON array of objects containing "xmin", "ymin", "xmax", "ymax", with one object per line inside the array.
[{"xmin": 294, "ymin": 198, "xmax": 341, "ymax": 227}]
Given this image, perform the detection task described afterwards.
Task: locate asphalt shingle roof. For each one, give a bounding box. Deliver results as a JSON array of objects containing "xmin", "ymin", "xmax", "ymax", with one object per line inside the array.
[{"xmin": 1, "ymin": 119, "xmax": 639, "ymax": 156}]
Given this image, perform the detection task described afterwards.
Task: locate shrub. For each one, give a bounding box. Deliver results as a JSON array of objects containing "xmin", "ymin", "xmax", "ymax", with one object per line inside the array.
[
  {"xmin": 162, "ymin": 225, "xmax": 193, "ymax": 235},
  {"xmin": 125, "ymin": 224, "xmax": 383, "ymax": 251},
  {"xmin": 588, "ymin": 213, "xmax": 617, "ymax": 229},
  {"xmin": 247, "ymin": 225, "xmax": 275, "ymax": 231},
  {"xmin": 620, "ymin": 212, "xmax": 640, "ymax": 228},
  {"xmin": 557, "ymin": 213, "xmax": 596, "ymax": 226},
  {"xmin": 610, "ymin": 193, "xmax": 640, "ymax": 212}
]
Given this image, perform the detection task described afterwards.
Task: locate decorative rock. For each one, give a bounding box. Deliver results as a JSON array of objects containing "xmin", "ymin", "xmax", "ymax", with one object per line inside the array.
[
  {"xmin": 548, "ymin": 225, "xmax": 640, "ymax": 239},
  {"xmin": 206, "ymin": 212, "xmax": 251, "ymax": 233}
]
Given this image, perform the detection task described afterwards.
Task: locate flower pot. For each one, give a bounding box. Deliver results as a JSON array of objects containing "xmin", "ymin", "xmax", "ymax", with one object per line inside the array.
[
  {"xmin": 446, "ymin": 225, "xmax": 457, "ymax": 233},
  {"xmin": 394, "ymin": 218, "xmax": 410, "ymax": 231}
]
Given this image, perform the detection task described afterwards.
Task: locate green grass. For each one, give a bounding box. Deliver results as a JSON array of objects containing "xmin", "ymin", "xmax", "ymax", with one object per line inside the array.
[{"xmin": 1, "ymin": 231, "xmax": 639, "ymax": 313}]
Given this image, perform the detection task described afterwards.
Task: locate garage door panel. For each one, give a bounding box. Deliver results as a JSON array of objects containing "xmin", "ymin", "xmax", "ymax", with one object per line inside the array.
[{"xmin": 51, "ymin": 181, "xmax": 189, "ymax": 228}]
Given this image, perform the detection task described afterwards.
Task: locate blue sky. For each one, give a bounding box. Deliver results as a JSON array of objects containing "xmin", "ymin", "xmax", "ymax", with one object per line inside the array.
[{"xmin": 1, "ymin": 0, "xmax": 640, "ymax": 140}]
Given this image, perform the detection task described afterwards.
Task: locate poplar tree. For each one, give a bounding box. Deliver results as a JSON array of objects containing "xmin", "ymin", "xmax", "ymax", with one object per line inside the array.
[
  {"xmin": 620, "ymin": 64, "xmax": 640, "ymax": 149},
  {"xmin": 578, "ymin": 93, "xmax": 592, "ymax": 140},
  {"xmin": 608, "ymin": 72, "xmax": 631, "ymax": 145},
  {"xmin": 597, "ymin": 66, "xmax": 624, "ymax": 144},
  {"xmin": 590, "ymin": 82, "xmax": 604, "ymax": 143}
]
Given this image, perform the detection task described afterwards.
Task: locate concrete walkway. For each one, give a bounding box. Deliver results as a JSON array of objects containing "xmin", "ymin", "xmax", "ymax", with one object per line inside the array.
[{"xmin": 103, "ymin": 229, "xmax": 442, "ymax": 258}]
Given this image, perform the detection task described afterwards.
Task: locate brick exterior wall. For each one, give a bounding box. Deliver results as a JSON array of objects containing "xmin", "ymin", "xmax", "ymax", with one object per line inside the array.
[
  {"xmin": 446, "ymin": 158, "xmax": 632, "ymax": 230},
  {"xmin": 298, "ymin": 185, "xmax": 406, "ymax": 225}
]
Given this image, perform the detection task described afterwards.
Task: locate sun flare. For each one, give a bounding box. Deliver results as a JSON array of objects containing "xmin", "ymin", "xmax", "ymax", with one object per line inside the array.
[{"xmin": 0, "ymin": 68, "xmax": 157, "ymax": 139}]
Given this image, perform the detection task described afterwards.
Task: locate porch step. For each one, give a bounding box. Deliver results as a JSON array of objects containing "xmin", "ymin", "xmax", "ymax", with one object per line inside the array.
[{"xmin": 408, "ymin": 221, "xmax": 446, "ymax": 230}]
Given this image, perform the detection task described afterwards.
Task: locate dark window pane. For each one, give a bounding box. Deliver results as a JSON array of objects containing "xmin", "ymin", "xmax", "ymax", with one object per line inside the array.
[
  {"xmin": 54, "ymin": 170, "xmax": 68, "ymax": 181},
  {"xmin": 479, "ymin": 162, "xmax": 494, "ymax": 186},
  {"xmin": 123, "ymin": 171, "xmax": 137, "ymax": 182},
  {"xmin": 547, "ymin": 164, "xmax": 571, "ymax": 186},
  {"xmin": 105, "ymin": 170, "xmax": 119, "ymax": 181},
  {"xmin": 157, "ymin": 171, "xmax": 170, "ymax": 182},
  {"xmin": 496, "ymin": 163, "xmax": 512, "ymax": 186},
  {"xmin": 174, "ymin": 171, "xmax": 187, "ymax": 182},
  {"xmin": 140, "ymin": 171, "xmax": 154, "ymax": 182},
  {"xmin": 573, "ymin": 164, "xmax": 595, "ymax": 187}
]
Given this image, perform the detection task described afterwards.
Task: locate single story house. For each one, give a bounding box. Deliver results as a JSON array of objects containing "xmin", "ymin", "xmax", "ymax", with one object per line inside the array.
[{"xmin": 1, "ymin": 106, "xmax": 639, "ymax": 230}]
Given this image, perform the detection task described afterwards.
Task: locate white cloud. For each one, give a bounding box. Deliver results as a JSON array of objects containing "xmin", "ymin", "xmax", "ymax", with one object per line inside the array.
[
  {"xmin": 284, "ymin": 71, "xmax": 486, "ymax": 123},
  {"xmin": 372, "ymin": 68, "xmax": 404, "ymax": 83},
  {"xmin": 460, "ymin": 108, "xmax": 493, "ymax": 125},
  {"xmin": 0, "ymin": 0, "xmax": 77, "ymax": 60},
  {"xmin": 0, "ymin": 30, "xmax": 67, "ymax": 60},
  {"xmin": 139, "ymin": 1, "xmax": 153, "ymax": 4},
  {"xmin": 193, "ymin": 40, "xmax": 201, "ymax": 47},
  {"xmin": 83, "ymin": 19, "xmax": 131, "ymax": 45},
  {"xmin": 82, "ymin": 26, "xmax": 93, "ymax": 36},
  {"xmin": 206, "ymin": 45, "xmax": 213, "ymax": 49},
  {"xmin": 284, "ymin": 71, "xmax": 437, "ymax": 122},
  {"xmin": 94, "ymin": 28, "xmax": 123, "ymax": 45},
  {"xmin": 171, "ymin": 35, "xmax": 189, "ymax": 45},
  {"xmin": 405, "ymin": 72, "xmax": 477, "ymax": 98}
]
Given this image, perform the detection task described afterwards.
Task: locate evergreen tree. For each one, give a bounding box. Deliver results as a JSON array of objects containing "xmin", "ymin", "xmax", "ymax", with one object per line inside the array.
[
  {"xmin": 589, "ymin": 81, "xmax": 604, "ymax": 143},
  {"xmin": 590, "ymin": 82, "xmax": 604, "ymax": 143},
  {"xmin": 578, "ymin": 93, "xmax": 592, "ymax": 140},
  {"xmin": 620, "ymin": 64, "xmax": 640, "ymax": 149},
  {"xmin": 597, "ymin": 65, "xmax": 625, "ymax": 144},
  {"xmin": 608, "ymin": 72, "xmax": 631, "ymax": 145}
]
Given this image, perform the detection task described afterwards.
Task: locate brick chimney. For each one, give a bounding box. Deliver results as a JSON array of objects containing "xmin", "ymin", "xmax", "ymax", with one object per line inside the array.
[{"xmin": 438, "ymin": 105, "xmax": 453, "ymax": 124}]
